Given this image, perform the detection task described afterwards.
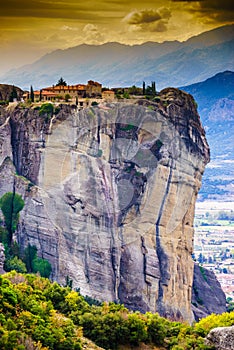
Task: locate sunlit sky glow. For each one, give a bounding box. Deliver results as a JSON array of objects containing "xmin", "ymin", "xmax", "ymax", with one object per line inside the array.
[{"xmin": 0, "ymin": 0, "xmax": 233, "ymax": 74}]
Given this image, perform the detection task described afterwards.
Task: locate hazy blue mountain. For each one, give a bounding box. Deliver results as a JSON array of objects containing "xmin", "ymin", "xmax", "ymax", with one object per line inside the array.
[
  {"xmin": 1, "ymin": 25, "xmax": 233, "ymax": 90},
  {"xmin": 181, "ymin": 71, "xmax": 234, "ymax": 201}
]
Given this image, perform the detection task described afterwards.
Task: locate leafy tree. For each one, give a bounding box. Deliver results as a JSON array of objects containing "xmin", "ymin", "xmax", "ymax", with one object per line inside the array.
[
  {"xmin": 65, "ymin": 93, "xmax": 71, "ymax": 102},
  {"xmin": 56, "ymin": 77, "xmax": 67, "ymax": 86},
  {"xmin": 39, "ymin": 103, "xmax": 54, "ymax": 122},
  {"xmin": 146, "ymin": 312, "xmax": 167, "ymax": 345},
  {"xmin": 0, "ymin": 227, "xmax": 8, "ymax": 244},
  {"xmin": 32, "ymin": 256, "xmax": 52, "ymax": 278},
  {"xmin": 123, "ymin": 91, "xmax": 130, "ymax": 99},
  {"xmin": 127, "ymin": 313, "xmax": 147, "ymax": 346},
  {"xmin": 23, "ymin": 244, "xmax": 38, "ymax": 272},
  {"xmin": 43, "ymin": 281, "xmax": 70, "ymax": 310},
  {"xmin": 226, "ymin": 297, "xmax": 234, "ymax": 312},
  {"xmin": 65, "ymin": 275, "xmax": 73, "ymax": 288},
  {"xmin": 4, "ymin": 256, "xmax": 27, "ymax": 273},
  {"xmin": 128, "ymin": 85, "xmax": 141, "ymax": 95},
  {"xmin": 0, "ymin": 192, "xmax": 24, "ymax": 244},
  {"xmin": 22, "ymin": 244, "xmax": 52, "ymax": 277}
]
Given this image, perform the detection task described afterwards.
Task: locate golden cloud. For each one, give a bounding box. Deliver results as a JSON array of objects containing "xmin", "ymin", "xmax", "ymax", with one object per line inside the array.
[{"xmin": 123, "ymin": 7, "xmax": 171, "ymax": 32}]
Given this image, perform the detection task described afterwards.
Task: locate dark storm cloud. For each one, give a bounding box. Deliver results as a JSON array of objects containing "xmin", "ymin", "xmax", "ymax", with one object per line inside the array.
[
  {"xmin": 172, "ymin": 0, "xmax": 234, "ymax": 22},
  {"xmin": 125, "ymin": 9, "xmax": 161, "ymax": 24},
  {"xmin": 0, "ymin": 0, "xmax": 82, "ymax": 19},
  {"xmin": 0, "ymin": 0, "xmax": 111, "ymax": 20},
  {"xmin": 199, "ymin": 0, "xmax": 233, "ymax": 11}
]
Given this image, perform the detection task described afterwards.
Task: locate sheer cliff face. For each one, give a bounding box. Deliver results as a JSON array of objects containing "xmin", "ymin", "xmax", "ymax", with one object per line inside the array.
[{"xmin": 0, "ymin": 89, "xmax": 210, "ymax": 322}]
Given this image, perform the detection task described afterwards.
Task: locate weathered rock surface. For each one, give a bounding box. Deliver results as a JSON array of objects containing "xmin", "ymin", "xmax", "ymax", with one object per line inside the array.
[
  {"xmin": 0, "ymin": 84, "xmax": 23, "ymax": 101},
  {"xmin": 0, "ymin": 243, "xmax": 5, "ymax": 274},
  {"xmin": 192, "ymin": 264, "xmax": 227, "ymax": 321},
  {"xmin": 0, "ymin": 89, "xmax": 211, "ymax": 322},
  {"xmin": 205, "ymin": 326, "xmax": 234, "ymax": 350}
]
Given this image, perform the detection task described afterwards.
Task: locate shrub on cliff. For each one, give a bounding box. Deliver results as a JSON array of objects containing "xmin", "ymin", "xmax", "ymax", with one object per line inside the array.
[
  {"xmin": 0, "ymin": 193, "xmax": 52, "ymax": 278},
  {"xmin": 32, "ymin": 256, "xmax": 52, "ymax": 278},
  {"xmin": 39, "ymin": 103, "xmax": 54, "ymax": 120},
  {"xmin": 4, "ymin": 256, "xmax": 27, "ymax": 273},
  {"xmin": 0, "ymin": 192, "xmax": 24, "ymax": 244},
  {"xmin": 23, "ymin": 244, "xmax": 52, "ymax": 278}
]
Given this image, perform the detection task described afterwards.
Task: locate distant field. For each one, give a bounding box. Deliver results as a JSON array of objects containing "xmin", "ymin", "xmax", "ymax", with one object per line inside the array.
[{"xmin": 195, "ymin": 201, "xmax": 234, "ymax": 211}]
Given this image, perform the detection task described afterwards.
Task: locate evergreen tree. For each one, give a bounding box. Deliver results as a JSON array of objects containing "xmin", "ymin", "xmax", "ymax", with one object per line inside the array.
[
  {"xmin": 32, "ymin": 256, "xmax": 52, "ymax": 278},
  {"xmin": 56, "ymin": 77, "xmax": 67, "ymax": 86},
  {"xmin": 23, "ymin": 244, "xmax": 38, "ymax": 272},
  {"xmin": 143, "ymin": 81, "xmax": 145, "ymax": 95},
  {"xmin": 0, "ymin": 192, "xmax": 24, "ymax": 245},
  {"xmin": 30, "ymin": 85, "xmax": 34, "ymax": 102},
  {"xmin": 152, "ymin": 81, "xmax": 156, "ymax": 95}
]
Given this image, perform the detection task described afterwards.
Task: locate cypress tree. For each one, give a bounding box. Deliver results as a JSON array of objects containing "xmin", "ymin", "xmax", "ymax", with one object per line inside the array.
[
  {"xmin": 151, "ymin": 81, "xmax": 156, "ymax": 95},
  {"xmin": 30, "ymin": 85, "xmax": 34, "ymax": 102}
]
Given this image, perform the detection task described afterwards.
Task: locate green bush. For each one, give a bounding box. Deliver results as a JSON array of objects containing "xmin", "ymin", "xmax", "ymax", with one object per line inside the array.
[
  {"xmin": 0, "ymin": 272, "xmax": 233, "ymax": 350},
  {"xmin": 146, "ymin": 312, "xmax": 168, "ymax": 345},
  {"xmin": 4, "ymin": 256, "xmax": 27, "ymax": 273},
  {"xmin": 123, "ymin": 91, "xmax": 130, "ymax": 99},
  {"xmin": 91, "ymin": 101, "xmax": 98, "ymax": 106},
  {"xmin": 0, "ymin": 227, "xmax": 8, "ymax": 244},
  {"xmin": 195, "ymin": 312, "xmax": 234, "ymax": 337},
  {"xmin": 127, "ymin": 313, "xmax": 148, "ymax": 346},
  {"xmin": 32, "ymin": 256, "xmax": 52, "ymax": 278},
  {"xmin": 0, "ymin": 192, "xmax": 24, "ymax": 244},
  {"xmin": 65, "ymin": 94, "xmax": 71, "ymax": 102},
  {"xmin": 39, "ymin": 103, "xmax": 54, "ymax": 120}
]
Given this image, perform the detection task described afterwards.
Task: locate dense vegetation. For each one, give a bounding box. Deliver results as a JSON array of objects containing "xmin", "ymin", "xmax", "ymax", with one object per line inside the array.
[
  {"xmin": 0, "ymin": 271, "xmax": 234, "ymax": 350},
  {"xmin": 0, "ymin": 192, "xmax": 24, "ymax": 245},
  {"xmin": 0, "ymin": 192, "xmax": 52, "ymax": 278}
]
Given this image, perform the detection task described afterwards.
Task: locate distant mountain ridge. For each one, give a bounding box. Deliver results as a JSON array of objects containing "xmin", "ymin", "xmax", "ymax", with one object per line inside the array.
[
  {"xmin": 180, "ymin": 70, "xmax": 234, "ymax": 117},
  {"xmin": 1, "ymin": 24, "xmax": 233, "ymax": 90},
  {"xmin": 181, "ymin": 71, "xmax": 234, "ymax": 201}
]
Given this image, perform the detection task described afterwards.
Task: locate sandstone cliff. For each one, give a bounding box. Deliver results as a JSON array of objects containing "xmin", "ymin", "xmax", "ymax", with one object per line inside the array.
[
  {"xmin": 0, "ymin": 89, "xmax": 211, "ymax": 322},
  {"xmin": 192, "ymin": 264, "xmax": 226, "ymax": 321}
]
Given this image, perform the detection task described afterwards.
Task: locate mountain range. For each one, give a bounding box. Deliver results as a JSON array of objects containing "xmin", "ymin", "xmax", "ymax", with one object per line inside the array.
[
  {"xmin": 1, "ymin": 24, "xmax": 233, "ymax": 90},
  {"xmin": 181, "ymin": 71, "xmax": 234, "ymax": 201}
]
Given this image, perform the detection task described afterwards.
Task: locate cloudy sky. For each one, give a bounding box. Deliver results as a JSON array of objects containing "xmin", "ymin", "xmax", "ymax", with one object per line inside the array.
[{"xmin": 0, "ymin": 0, "xmax": 233, "ymax": 74}]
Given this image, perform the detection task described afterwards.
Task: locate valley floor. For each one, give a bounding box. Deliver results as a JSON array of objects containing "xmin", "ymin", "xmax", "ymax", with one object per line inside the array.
[{"xmin": 194, "ymin": 200, "xmax": 234, "ymax": 299}]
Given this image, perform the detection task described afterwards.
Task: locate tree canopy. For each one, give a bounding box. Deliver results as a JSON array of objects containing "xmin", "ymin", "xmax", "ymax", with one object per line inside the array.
[
  {"xmin": 0, "ymin": 192, "xmax": 24, "ymax": 244},
  {"xmin": 56, "ymin": 77, "xmax": 67, "ymax": 86},
  {"xmin": 0, "ymin": 271, "xmax": 233, "ymax": 350}
]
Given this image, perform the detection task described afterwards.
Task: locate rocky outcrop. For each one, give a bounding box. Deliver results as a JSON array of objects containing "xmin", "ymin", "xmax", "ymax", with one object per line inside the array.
[
  {"xmin": 205, "ymin": 326, "xmax": 234, "ymax": 350},
  {"xmin": 0, "ymin": 243, "xmax": 5, "ymax": 274},
  {"xmin": 192, "ymin": 264, "xmax": 226, "ymax": 321},
  {"xmin": 0, "ymin": 89, "xmax": 210, "ymax": 322},
  {"xmin": 0, "ymin": 84, "xmax": 23, "ymax": 101}
]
